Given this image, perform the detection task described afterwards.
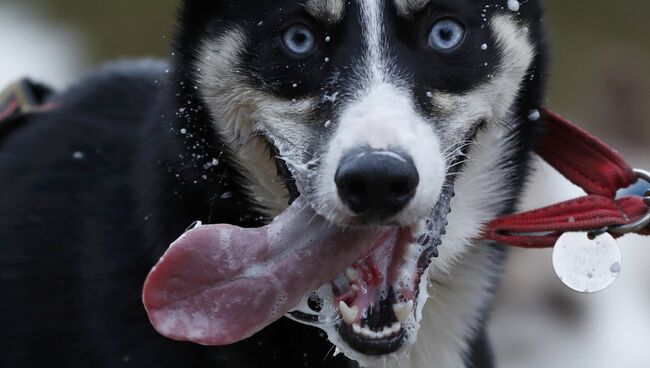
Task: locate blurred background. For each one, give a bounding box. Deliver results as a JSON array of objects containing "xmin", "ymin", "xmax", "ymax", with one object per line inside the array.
[{"xmin": 0, "ymin": 1, "xmax": 648, "ymax": 367}]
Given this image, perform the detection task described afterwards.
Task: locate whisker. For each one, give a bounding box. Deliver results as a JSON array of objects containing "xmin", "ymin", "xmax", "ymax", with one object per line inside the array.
[
  {"xmin": 445, "ymin": 159, "xmax": 470, "ymax": 171},
  {"xmin": 323, "ymin": 344, "xmax": 336, "ymax": 362},
  {"xmin": 260, "ymin": 130, "xmax": 315, "ymax": 157}
]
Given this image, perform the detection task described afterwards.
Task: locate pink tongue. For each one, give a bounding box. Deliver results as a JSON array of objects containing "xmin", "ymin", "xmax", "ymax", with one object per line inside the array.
[{"xmin": 143, "ymin": 198, "xmax": 396, "ymax": 346}]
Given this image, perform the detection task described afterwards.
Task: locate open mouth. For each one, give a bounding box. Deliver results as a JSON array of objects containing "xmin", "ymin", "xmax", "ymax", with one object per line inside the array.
[
  {"xmin": 333, "ymin": 225, "xmax": 435, "ymax": 355},
  {"xmin": 332, "ymin": 227, "xmax": 415, "ymax": 354},
  {"xmin": 337, "ymin": 288, "xmax": 408, "ymax": 355},
  {"xmin": 287, "ymin": 183, "xmax": 455, "ymax": 357}
]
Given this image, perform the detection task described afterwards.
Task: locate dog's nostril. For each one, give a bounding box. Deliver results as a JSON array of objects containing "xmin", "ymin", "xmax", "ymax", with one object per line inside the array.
[
  {"xmin": 389, "ymin": 180, "xmax": 411, "ymax": 197},
  {"xmin": 346, "ymin": 180, "xmax": 367, "ymax": 196},
  {"xmin": 335, "ymin": 150, "xmax": 419, "ymax": 219}
]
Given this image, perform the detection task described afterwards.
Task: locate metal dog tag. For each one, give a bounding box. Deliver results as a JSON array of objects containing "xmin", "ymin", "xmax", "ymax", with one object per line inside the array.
[{"xmin": 552, "ymin": 232, "xmax": 622, "ymax": 293}]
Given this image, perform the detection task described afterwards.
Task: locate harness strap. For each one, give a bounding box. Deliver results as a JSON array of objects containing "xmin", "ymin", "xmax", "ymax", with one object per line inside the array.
[{"xmin": 483, "ymin": 109, "xmax": 650, "ymax": 248}]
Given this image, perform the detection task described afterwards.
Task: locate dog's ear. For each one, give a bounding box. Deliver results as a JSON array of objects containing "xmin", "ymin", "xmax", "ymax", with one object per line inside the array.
[{"xmin": 179, "ymin": 0, "xmax": 223, "ymax": 27}]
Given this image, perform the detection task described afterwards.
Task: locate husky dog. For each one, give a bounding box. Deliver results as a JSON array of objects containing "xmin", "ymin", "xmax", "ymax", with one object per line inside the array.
[{"xmin": 0, "ymin": 0, "xmax": 546, "ymax": 367}]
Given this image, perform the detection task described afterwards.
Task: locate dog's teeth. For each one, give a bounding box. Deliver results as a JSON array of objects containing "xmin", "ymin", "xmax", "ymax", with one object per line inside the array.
[
  {"xmin": 391, "ymin": 322, "xmax": 402, "ymax": 333},
  {"xmin": 393, "ymin": 300, "xmax": 414, "ymax": 323},
  {"xmin": 345, "ymin": 268, "xmax": 358, "ymax": 282},
  {"xmin": 360, "ymin": 327, "xmax": 373, "ymax": 338},
  {"xmin": 339, "ymin": 301, "xmax": 359, "ymax": 324},
  {"xmin": 410, "ymin": 220, "xmax": 426, "ymax": 236},
  {"xmin": 403, "ymin": 243, "xmax": 418, "ymax": 260},
  {"xmin": 351, "ymin": 322, "xmax": 403, "ymax": 339},
  {"xmin": 357, "ymin": 326, "xmax": 372, "ymax": 338},
  {"xmin": 381, "ymin": 326, "xmax": 392, "ymax": 337}
]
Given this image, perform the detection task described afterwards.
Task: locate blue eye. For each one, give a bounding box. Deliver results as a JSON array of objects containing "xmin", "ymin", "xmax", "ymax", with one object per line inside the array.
[
  {"xmin": 282, "ymin": 24, "xmax": 316, "ymax": 56},
  {"xmin": 428, "ymin": 19, "xmax": 465, "ymax": 51}
]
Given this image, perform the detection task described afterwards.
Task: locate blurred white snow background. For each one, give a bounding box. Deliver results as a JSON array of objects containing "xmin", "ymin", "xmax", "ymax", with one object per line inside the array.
[
  {"xmin": 0, "ymin": 3, "xmax": 87, "ymax": 88},
  {"xmin": 0, "ymin": 1, "xmax": 648, "ymax": 367}
]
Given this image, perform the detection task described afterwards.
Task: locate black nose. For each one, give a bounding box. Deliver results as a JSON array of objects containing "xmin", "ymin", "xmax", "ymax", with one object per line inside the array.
[{"xmin": 335, "ymin": 150, "xmax": 419, "ymax": 219}]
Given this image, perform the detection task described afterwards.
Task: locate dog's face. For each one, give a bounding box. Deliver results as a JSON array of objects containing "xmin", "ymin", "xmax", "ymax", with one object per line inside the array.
[{"xmin": 181, "ymin": 0, "xmax": 544, "ymax": 362}]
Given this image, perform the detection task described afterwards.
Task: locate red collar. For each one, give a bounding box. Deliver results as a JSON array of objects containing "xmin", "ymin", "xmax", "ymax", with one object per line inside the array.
[{"xmin": 483, "ymin": 109, "xmax": 650, "ymax": 248}]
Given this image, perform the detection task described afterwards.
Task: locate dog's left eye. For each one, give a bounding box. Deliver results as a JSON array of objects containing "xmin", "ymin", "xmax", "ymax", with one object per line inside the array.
[
  {"xmin": 281, "ymin": 24, "xmax": 316, "ymax": 57},
  {"xmin": 428, "ymin": 19, "xmax": 465, "ymax": 51}
]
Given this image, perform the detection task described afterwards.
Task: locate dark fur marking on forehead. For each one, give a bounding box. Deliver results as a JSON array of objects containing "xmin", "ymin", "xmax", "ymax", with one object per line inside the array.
[
  {"xmin": 304, "ymin": 0, "xmax": 346, "ymax": 23},
  {"xmin": 393, "ymin": 0, "xmax": 430, "ymax": 16}
]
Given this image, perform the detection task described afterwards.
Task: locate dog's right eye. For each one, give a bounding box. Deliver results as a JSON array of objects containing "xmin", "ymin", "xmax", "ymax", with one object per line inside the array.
[
  {"xmin": 281, "ymin": 24, "xmax": 316, "ymax": 57},
  {"xmin": 428, "ymin": 18, "xmax": 465, "ymax": 51}
]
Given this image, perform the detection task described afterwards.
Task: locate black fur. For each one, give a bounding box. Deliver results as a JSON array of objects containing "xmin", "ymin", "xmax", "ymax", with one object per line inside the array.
[
  {"xmin": 0, "ymin": 1, "xmax": 547, "ymax": 367},
  {"xmin": 0, "ymin": 60, "xmax": 358, "ymax": 368}
]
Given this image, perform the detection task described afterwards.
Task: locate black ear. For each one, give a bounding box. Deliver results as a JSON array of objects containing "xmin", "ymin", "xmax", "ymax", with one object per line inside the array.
[
  {"xmin": 179, "ymin": 0, "xmax": 222, "ymax": 28},
  {"xmin": 174, "ymin": 0, "xmax": 227, "ymax": 56}
]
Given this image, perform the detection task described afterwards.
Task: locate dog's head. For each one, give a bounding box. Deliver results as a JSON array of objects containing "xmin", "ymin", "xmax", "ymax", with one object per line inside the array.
[{"xmin": 175, "ymin": 0, "xmax": 545, "ymax": 363}]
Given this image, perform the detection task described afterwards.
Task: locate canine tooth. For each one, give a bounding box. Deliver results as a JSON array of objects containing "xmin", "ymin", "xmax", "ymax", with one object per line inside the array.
[
  {"xmin": 339, "ymin": 301, "xmax": 359, "ymax": 324},
  {"xmin": 393, "ymin": 300, "xmax": 414, "ymax": 323},
  {"xmin": 410, "ymin": 221, "xmax": 426, "ymax": 236},
  {"xmin": 403, "ymin": 243, "xmax": 418, "ymax": 260},
  {"xmin": 345, "ymin": 268, "xmax": 358, "ymax": 282},
  {"xmin": 391, "ymin": 322, "xmax": 402, "ymax": 333},
  {"xmin": 353, "ymin": 323, "xmax": 362, "ymax": 334}
]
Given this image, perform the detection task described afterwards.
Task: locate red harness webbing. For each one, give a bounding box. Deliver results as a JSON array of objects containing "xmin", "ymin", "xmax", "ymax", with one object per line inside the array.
[{"xmin": 483, "ymin": 109, "xmax": 650, "ymax": 248}]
